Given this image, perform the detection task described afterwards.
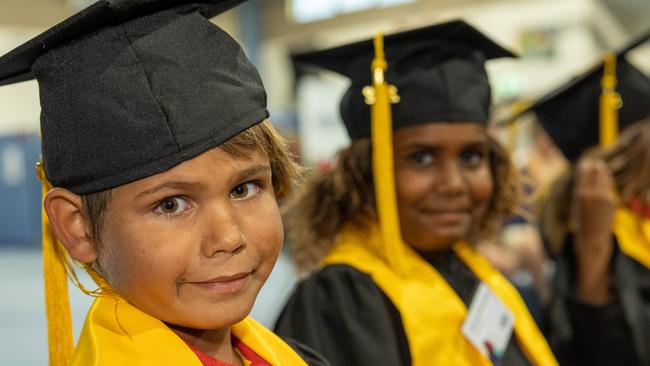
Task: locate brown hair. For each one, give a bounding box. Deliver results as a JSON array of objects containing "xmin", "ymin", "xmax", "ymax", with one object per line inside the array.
[
  {"xmin": 81, "ymin": 119, "xmax": 301, "ymax": 242},
  {"xmin": 541, "ymin": 117, "xmax": 650, "ymax": 256},
  {"xmin": 286, "ymin": 133, "xmax": 520, "ymax": 273}
]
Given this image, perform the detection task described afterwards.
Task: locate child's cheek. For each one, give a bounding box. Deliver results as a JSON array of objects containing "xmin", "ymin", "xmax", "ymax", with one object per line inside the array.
[{"xmin": 250, "ymin": 200, "xmax": 283, "ymax": 263}]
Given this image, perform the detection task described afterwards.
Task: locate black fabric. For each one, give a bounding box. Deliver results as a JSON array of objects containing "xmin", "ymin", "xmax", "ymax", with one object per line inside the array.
[
  {"xmin": 291, "ymin": 20, "xmax": 515, "ymax": 140},
  {"xmin": 276, "ymin": 258, "xmax": 534, "ymax": 366},
  {"xmin": 283, "ymin": 338, "xmax": 332, "ymax": 366},
  {"xmin": 544, "ymin": 235, "xmax": 648, "ymax": 366},
  {"xmin": 504, "ymin": 30, "xmax": 650, "ymax": 162},
  {"xmin": 0, "ymin": 0, "xmax": 268, "ymax": 194},
  {"xmin": 274, "ymin": 265, "xmax": 411, "ymax": 366},
  {"xmin": 532, "ymin": 59, "xmax": 650, "ymax": 162},
  {"xmin": 0, "ymin": 0, "xmax": 244, "ymax": 85},
  {"xmin": 424, "ymin": 251, "xmax": 533, "ymax": 366}
]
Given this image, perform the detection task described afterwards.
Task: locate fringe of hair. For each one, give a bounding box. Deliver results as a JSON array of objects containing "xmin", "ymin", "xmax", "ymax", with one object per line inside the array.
[{"xmin": 76, "ymin": 119, "xmax": 301, "ymax": 293}]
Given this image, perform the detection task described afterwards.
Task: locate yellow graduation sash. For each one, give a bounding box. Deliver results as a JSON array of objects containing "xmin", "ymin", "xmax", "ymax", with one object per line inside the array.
[
  {"xmin": 323, "ymin": 227, "xmax": 557, "ymax": 366},
  {"xmin": 613, "ymin": 207, "xmax": 650, "ymax": 269},
  {"xmin": 71, "ymin": 295, "xmax": 307, "ymax": 366}
]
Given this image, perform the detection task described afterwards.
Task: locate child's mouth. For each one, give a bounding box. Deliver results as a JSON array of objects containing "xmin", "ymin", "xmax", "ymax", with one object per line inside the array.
[{"xmin": 189, "ymin": 271, "xmax": 253, "ymax": 295}]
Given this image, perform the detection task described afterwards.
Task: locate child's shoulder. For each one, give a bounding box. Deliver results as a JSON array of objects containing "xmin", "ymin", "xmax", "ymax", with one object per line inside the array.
[{"xmin": 72, "ymin": 296, "xmax": 202, "ymax": 365}]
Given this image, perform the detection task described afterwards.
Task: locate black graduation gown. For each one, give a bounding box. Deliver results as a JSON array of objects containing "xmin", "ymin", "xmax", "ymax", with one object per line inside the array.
[
  {"xmin": 545, "ymin": 235, "xmax": 649, "ymax": 366},
  {"xmin": 274, "ymin": 251, "xmax": 533, "ymax": 366},
  {"xmin": 285, "ymin": 339, "xmax": 333, "ymax": 366}
]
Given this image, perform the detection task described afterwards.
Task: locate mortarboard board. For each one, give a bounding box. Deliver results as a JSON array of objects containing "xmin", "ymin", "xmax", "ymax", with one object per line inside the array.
[
  {"xmin": 505, "ymin": 30, "xmax": 650, "ymax": 162},
  {"xmin": 0, "ymin": 0, "xmax": 267, "ymax": 194},
  {"xmin": 292, "ymin": 20, "xmax": 516, "ymax": 140}
]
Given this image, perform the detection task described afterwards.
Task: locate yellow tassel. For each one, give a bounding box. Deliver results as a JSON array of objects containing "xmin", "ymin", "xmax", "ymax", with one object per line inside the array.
[
  {"xmin": 36, "ymin": 162, "xmax": 74, "ymax": 366},
  {"xmin": 599, "ymin": 52, "xmax": 621, "ymax": 147},
  {"xmin": 365, "ymin": 33, "xmax": 405, "ymax": 274}
]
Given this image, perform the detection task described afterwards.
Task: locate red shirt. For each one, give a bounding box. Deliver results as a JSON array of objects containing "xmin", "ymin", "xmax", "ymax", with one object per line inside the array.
[
  {"xmin": 629, "ymin": 196, "xmax": 650, "ymax": 219},
  {"xmin": 187, "ymin": 336, "xmax": 272, "ymax": 366}
]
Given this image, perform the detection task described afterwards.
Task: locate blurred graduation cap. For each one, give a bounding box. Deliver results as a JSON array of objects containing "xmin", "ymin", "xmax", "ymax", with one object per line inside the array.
[
  {"xmin": 292, "ymin": 20, "xmax": 516, "ymax": 140},
  {"xmin": 504, "ymin": 30, "xmax": 650, "ymax": 162},
  {"xmin": 0, "ymin": 1, "xmax": 265, "ymax": 365},
  {"xmin": 0, "ymin": 0, "xmax": 267, "ymax": 194}
]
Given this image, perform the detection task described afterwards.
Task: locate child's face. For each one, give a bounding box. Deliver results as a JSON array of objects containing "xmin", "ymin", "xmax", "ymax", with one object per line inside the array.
[
  {"xmin": 95, "ymin": 147, "xmax": 283, "ymax": 330},
  {"xmin": 393, "ymin": 122, "xmax": 493, "ymax": 252}
]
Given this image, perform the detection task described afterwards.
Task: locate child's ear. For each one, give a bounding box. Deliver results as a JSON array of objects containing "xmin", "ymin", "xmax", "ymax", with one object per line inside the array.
[{"xmin": 44, "ymin": 188, "xmax": 98, "ymax": 263}]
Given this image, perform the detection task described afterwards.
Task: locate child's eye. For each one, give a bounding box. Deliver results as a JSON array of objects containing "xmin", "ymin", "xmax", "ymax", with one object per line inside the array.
[
  {"xmin": 459, "ymin": 150, "xmax": 485, "ymax": 167},
  {"xmin": 230, "ymin": 182, "xmax": 260, "ymax": 200},
  {"xmin": 154, "ymin": 197, "xmax": 189, "ymax": 215},
  {"xmin": 410, "ymin": 151, "xmax": 434, "ymax": 166}
]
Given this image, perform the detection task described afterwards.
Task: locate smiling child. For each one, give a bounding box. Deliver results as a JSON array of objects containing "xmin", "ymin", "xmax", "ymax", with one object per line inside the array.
[{"xmin": 0, "ymin": 1, "xmax": 325, "ymax": 365}]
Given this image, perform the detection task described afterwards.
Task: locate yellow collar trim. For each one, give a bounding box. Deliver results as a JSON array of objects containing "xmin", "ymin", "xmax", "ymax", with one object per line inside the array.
[
  {"xmin": 71, "ymin": 295, "xmax": 307, "ymax": 366},
  {"xmin": 324, "ymin": 226, "xmax": 557, "ymax": 366},
  {"xmin": 613, "ymin": 207, "xmax": 650, "ymax": 269}
]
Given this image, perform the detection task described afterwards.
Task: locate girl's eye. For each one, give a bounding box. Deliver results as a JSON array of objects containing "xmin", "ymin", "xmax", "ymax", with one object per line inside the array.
[
  {"xmin": 155, "ymin": 197, "xmax": 189, "ymax": 215},
  {"xmin": 411, "ymin": 151, "xmax": 434, "ymax": 166},
  {"xmin": 230, "ymin": 182, "xmax": 260, "ymax": 200},
  {"xmin": 460, "ymin": 150, "xmax": 485, "ymax": 167}
]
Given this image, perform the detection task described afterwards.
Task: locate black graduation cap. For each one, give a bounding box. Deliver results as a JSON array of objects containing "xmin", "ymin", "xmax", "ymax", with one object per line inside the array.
[
  {"xmin": 506, "ymin": 30, "xmax": 650, "ymax": 162},
  {"xmin": 0, "ymin": 0, "xmax": 268, "ymax": 194},
  {"xmin": 292, "ymin": 20, "xmax": 516, "ymax": 140}
]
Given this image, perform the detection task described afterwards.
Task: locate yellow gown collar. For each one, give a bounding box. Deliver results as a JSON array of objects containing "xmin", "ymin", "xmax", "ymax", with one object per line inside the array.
[
  {"xmin": 613, "ymin": 206, "xmax": 650, "ymax": 269},
  {"xmin": 324, "ymin": 225, "xmax": 558, "ymax": 366},
  {"xmin": 71, "ymin": 295, "xmax": 307, "ymax": 366}
]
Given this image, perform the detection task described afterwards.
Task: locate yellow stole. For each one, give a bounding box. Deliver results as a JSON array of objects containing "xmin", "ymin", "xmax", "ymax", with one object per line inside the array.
[
  {"xmin": 323, "ymin": 227, "xmax": 557, "ymax": 366},
  {"xmin": 71, "ymin": 295, "xmax": 307, "ymax": 366},
  {"xmin": 613, "ymin": 207, "xmax": 650, "ymax": 269}
]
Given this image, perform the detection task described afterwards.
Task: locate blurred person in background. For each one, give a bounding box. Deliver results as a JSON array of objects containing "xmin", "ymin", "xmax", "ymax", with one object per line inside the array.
[
  {"xmin": 274, "ymin": 20, "xmax": 558, "ymax": 366},
  {"xmin": 522, "ymin": 33, "xmax": 650, "ymax": 365}
]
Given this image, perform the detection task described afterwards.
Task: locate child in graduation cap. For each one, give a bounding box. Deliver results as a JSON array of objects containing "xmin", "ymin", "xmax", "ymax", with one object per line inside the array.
[
  {"xmin": 0, "ymin": 1, "xmax": 330, "ymax": 365},
  {"xmin": 274, "ymin": 20, "xmax": 558, "ymax": 366},
  {"xmin": 528, "ymin": 32, "xmax": 650, "ymax": 366}
]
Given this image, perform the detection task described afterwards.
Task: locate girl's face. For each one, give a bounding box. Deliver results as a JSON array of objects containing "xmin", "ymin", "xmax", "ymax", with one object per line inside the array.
[
  {"xmin": 393, "ymin": 122, "xmax": 494, "ymax": 253},
  {"xmin": 95, "ymin": 147, "xmax": 283, "ymax": 330}
]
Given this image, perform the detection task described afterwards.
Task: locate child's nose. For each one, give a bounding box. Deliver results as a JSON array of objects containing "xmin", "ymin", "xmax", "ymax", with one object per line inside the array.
[
  {"xmin": 436, "ymin": 161, "xmax": 465, "ymax": 195},
  {"xmin": 200, "ymin": 205, "xmax": 246, "ymax": 259}
]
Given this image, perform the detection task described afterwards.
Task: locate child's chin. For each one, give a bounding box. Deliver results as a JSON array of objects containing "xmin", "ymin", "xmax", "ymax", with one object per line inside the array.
[{"xmin": 183, "ymin": 299, "xmax": 256, "ymax": 330}]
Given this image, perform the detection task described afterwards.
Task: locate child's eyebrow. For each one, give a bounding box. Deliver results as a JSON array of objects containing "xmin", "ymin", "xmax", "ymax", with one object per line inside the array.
[
  {"xmin": 136, "ymin": 181, "xmax": 206, "ymax": 199},
  {"xmin": 230, "ymin": 164, "xmax": 272, "ymax": 185},
  {"xmin": 400, "ymin": 138, "xmax": 488, "ymax": 152},
  {"xmin": 136, "ymin": 165, "xmax": 271, "ymax": 199}
]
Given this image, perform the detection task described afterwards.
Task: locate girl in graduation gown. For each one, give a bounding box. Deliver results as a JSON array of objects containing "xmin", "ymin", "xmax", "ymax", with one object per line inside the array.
[{"xmin": 274, "ymin": 20, "xmax": 558, "ymax": 366}]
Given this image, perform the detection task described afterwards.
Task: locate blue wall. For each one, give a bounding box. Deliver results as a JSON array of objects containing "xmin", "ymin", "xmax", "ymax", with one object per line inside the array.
[{"xmin": 0, "ymin": 133, "xmax": 41, "ymax": 247}]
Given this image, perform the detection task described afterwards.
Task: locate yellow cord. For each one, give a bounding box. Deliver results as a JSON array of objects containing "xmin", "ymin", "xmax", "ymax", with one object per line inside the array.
[
  {"xmin": 367, "ymin": 33, "xmax": 405, "ymax": 275},
  {"xmin": 36, "ymin": 162, "xmax": 74, "ymax": 366},
  {"xmin": 600, "ymin": 52, "xmax": 621, "ymax": 147}
]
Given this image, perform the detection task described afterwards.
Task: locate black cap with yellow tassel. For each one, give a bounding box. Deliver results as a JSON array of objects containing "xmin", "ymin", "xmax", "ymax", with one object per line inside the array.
[
  {"xmin": 292, "ymin": 19, "xmax": 515, "ymax": 141},
  {"xmin": 501, "ymin": 30, "xmax": 650, "ymax": 161}
]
